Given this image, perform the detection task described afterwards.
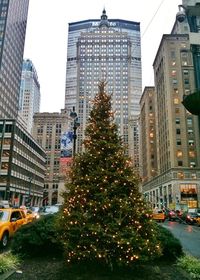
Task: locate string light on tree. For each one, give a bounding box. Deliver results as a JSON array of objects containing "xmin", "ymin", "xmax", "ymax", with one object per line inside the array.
[{"xmin": 58, "ymin": 81, "xmax": 161, "ymax": 267}]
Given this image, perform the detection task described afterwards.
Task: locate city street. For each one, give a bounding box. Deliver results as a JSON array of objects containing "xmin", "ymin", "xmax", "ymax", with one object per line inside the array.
[{"xmin": 162, "ymin": 220, "xmax": 200, "ymax": 258}]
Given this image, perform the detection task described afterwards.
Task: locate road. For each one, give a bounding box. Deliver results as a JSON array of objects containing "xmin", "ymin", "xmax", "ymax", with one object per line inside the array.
[{"xmin": 162, "ymin": 220, "xmax": 200, "ymax": 258}]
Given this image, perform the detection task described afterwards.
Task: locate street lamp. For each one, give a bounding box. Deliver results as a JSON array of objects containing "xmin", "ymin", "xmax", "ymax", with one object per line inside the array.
[
  {"xmin": 70, "ymin": 106, "xmax": 80, "ymax": 156},
  {"xmin": 26, "ymin": 177, "xmax": 32, "ymax": 207}
]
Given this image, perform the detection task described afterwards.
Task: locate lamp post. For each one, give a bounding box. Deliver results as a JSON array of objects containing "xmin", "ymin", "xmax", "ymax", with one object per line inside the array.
[
  {"xmin": 26, "ymin": 177, "xmax": 32, "ymax": 207},
  {"xmin": 70, "ymin": 106, "xmax": 80, "ymax": 157}
]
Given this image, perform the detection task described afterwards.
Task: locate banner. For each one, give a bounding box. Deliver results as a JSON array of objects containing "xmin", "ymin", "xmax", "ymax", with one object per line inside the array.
[
  {"xmin": 60, "ymin": 131, "xmax": 73, "ymax": 178},
  {"xmin": 60, "ymin": 131, "xmax": 73, "ymax": 158}
]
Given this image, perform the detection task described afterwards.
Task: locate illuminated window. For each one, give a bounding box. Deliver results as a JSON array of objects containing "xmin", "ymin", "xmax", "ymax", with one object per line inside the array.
[
  {"xmin": 174, "ymin": 98, "xmax": 179, "ymax": 104},
  {"xmin": 1, "ymin": 163, "xmax": 8, "ymax": 170},
  {"xmin": 191, "ymin": 173, "xmax": 197, "ymax": 179},
  {"xmin": 171, "ymin": 70, "xmax": 176, "ymax": 76},
  {"xmin": 189, "ymin": 151, "xmax": 195, "ymax": 157},
  {"xmin": 178, "ymin": 172, "xmax": 184, "ymax": 179},
  {"xmin": 177, "ymin": 150, "xmax": 183, "ymax": 157},
  {"xmin": 3, "ymin": 139, "xmax": 10, "ymax": 145}
]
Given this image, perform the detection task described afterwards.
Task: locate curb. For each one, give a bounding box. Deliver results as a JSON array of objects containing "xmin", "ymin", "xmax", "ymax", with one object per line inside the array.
[{"xmin": 0, "ymin": 269, "xmax": 15, "ymax": 280}]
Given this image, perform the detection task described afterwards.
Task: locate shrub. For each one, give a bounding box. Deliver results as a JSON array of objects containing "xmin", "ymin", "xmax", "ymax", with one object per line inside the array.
[
  {"xmin": 0, "ymin": 252, "xmax": 19, "ymax": 274},
  {"xmin": 156, "ymin": 225, "xmax": 183, "ymax": 260},
  {"xmin": 177, "ymin": 254, "xmax": 200, "ymax": 279},
  {"xmin": 11, "ymin": 214, "xmax": 63, "ymax": 257}
]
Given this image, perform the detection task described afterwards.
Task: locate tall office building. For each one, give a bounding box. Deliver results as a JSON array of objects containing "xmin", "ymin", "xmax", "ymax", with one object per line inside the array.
[
  {"xmin": 0, "ymin": 119, "xmax": 46, "ymax": 206},
  {"xmin": 140, "ymin": 87, "xmax": 158, "ymax": 183},
  {"xmin": 141, "ymin": 1, "xmax": 200, "ymax": 210},
  {"xmin": 142, "ymin": 34, "xmax": 200, "ymax": 209},
  {"xmin": 65, "ymin": 10, "xmax": 142, "ymax": 157},
  {"xmin": 19, "ymin": 59, "xmax": 40, "ymax": 133},
  {"xmin": 0, "ymin": 0, "xmax": 29, "ymax": 119}
]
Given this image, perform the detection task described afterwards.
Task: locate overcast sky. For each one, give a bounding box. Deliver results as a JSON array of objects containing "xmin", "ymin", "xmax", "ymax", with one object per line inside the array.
[{"xmin": 24, "ymin": 0, "xmax": 181, "ymax": 112}]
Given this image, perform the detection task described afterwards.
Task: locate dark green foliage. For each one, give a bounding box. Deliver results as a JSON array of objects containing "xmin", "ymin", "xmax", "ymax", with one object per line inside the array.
[
  {"xmin": 10, "ymin": 215, "xmax": 63, "ymax": 257},
  {"xmin": 156, "ymin": 225, "xmax": 183, "ymax": 260},
  {"xmin": 58, "ymin": 81, "xmax": 162, "ymax": 266}
]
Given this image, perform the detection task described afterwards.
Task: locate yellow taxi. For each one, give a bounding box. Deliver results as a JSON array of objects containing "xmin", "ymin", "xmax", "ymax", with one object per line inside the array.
[
  {"xmin": 19, "ymin": 206, "xmax": 36, "ymax": 223},
  {"xmin": 26, "ymin": 209, "xmax": 37, "ymax": 223},
  {"xmin": 0, "ymin": 208, "xmax": 28, "ymax": 248},
  {"xmin": 152, "ymin": 208, "xmax": 165, "ymax": 223},
  {"xmin": 196, "ymin": 216, "xmax": 200, "ymax": 226}
]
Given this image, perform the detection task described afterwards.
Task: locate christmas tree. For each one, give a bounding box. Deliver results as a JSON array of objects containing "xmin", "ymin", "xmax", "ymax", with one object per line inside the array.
[{"xmin": 59, "ymin": 81, "xmax": 161, "ymax": 267}]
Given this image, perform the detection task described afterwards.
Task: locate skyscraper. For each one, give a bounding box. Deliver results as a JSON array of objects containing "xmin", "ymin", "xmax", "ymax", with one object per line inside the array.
[
  {"xmin": 0, "ymin": 0, "xmax": 29, "ymax": 119},
  {"xmin": 65, "ymin": 10, "xmax": 142, "ymax": 157},
  {"xmin": 19, "ymin": 59, "xmax": 40, "ymax": 133},
  {"xmin": 140, "ymin": 86, "xmax": 157, "ymax": 183},
  {"xmin": 142, "ymin": 34, "xmax": 200, "ymax": 209}
]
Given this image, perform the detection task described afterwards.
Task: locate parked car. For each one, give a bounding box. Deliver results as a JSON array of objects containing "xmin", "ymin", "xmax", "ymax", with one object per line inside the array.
[
  {"xmin": 39, "ymin": 205, "xmax": 60, "ymax": 216},
  {"xmin": 0, "ymin": 208, "xmax": 28, "ymax": 248}
]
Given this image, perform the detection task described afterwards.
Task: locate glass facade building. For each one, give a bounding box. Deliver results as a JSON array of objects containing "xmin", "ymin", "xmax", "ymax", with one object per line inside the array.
[
  {"xmin": 0, "ymin": 0, "xmax": 29, "ymax": 119},
  {"xmin": 19, "ymin": 59, "xmax": 40, "ymax": 133},
  {"xmin": 0, "ymin": 119, "xmax": 46, "ymax": 206},
  {"xmin": 65, "ymin": 10, "xmax": 142, "ymax": 157}
]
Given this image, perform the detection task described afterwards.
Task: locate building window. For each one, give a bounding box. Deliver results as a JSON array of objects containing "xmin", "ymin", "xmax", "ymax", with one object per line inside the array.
[
  {"xmin": 176, "ymin": 128, "xmax": 181, "ymax": 134},
  {"xmin": 178, "ymin": 161, "xmax": 183, "ymax": 166},
  {"xmin": 176, "ymin": 139, "xmax": 181, "ymax": 145},
  {"xmin": 176, "ymin": 150, "xmax": 183, "ymax": 157},
  {"xmin": 190, "ymin": 162, "xmax": 196, "ymax": 168},
  {"xmin": 175, "ymin": 108, "xmax": 180, "ymax": 114},
  {"xmin": 189, "ymin": 151, "xmax": 195, "ymax": 157},
  {"xmin": 188, "ymin": 129, "xmax": 193, "ymax": 135},
  {"xmin": 175, "ymin": 118, "xmax": 180, "ymax": 124},
  {"xmin": 174, "ymin": 98, "xmax": 179, "ymax": 104},
  {"xmin": 191, "ymin": 173, "xmax": 197, "ymax": 179},
  {"xmin": 180, "ymin": 183, "xmax": 197, "ymax": 197},
  {"xmin": 171, "ymin": 70, "xmax": 176, "ymax": 76},
  {"xmin": 188, "ymin": 140, "xmax": 194, "ymax": 146},
  {"xmin": 187, "ymin": 118, "xmax": 193, "ymax": 126},
  {"xmin": 177, "ymin": 172, "xmax": 184, "ymax": 179}
]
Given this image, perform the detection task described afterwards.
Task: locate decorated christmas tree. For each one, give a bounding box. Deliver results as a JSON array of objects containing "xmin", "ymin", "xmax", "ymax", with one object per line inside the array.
[{"xmin": 59, "ymin": 81, "xmax": 161, "ymax": 267}]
